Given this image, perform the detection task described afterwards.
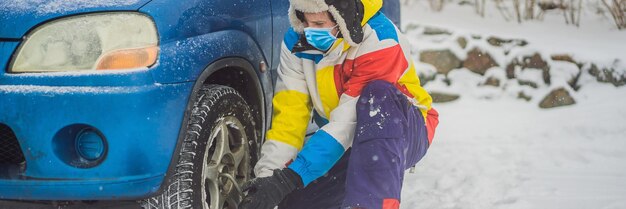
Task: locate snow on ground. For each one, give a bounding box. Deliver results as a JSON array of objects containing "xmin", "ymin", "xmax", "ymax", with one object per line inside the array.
[
  {"xmin": 402, "ymin": 83, "xmax": 626, "ymax": 209},
  {"xmin": 400, "ymin": 3, "xmax": 626, "ymax": 208}
]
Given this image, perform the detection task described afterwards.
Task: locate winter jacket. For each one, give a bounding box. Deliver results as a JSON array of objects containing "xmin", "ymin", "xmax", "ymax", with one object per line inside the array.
[{"xmin": 254, "ymin": 0, "xmax": 439, "ymax": 186}]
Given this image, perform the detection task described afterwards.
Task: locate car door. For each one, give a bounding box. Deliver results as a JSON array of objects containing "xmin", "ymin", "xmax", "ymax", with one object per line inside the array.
[{"xmin": 270, "ymin": 0, "xmax": 291, "ymax": 78}]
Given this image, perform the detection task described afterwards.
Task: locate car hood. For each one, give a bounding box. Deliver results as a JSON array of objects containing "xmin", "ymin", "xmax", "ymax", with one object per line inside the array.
[{"xmin": 0, "ymin": 0, "xmax": 151, "ymax": 39}]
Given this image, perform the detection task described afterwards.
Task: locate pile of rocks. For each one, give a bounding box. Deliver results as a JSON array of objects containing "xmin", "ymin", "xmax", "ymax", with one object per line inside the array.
[{"xmin": 407, "ymin": 25, "xmax": 625, "ymax": 108}]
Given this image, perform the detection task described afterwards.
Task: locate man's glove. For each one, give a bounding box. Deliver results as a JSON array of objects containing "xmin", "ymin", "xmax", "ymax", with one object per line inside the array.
[{"xmin": 239, "ymin": 168, "xmax": 303, "ymax": 209}]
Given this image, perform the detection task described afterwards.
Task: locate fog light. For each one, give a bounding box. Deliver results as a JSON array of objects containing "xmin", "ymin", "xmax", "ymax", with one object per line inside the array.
[{"xmin": 75, "ymin": 129, "xmax": 105, "ymax": 161}]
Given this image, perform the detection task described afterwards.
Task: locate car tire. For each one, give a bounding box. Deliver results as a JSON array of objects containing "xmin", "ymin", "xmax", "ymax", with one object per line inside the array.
[{"xmin": 141, "ymin": 84, "xmax": 259, "ymax": 209}]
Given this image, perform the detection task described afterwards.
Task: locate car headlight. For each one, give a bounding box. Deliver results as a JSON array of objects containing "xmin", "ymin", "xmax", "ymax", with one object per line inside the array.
[{"xmin": 9, "ymin": 12, "xmax": 158, "ymax": 73}]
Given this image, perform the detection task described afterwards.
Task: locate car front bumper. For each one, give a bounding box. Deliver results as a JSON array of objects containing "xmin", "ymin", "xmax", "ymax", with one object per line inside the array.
[{"xmin": 0, "ymin": 72, "xmax": 193, "ymax": 200}]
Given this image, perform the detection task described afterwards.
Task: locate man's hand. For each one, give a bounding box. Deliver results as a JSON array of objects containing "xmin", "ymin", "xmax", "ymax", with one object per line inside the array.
[{"xmin": 239, "ymin": 168, "xmax": 303, "ymax": 209}]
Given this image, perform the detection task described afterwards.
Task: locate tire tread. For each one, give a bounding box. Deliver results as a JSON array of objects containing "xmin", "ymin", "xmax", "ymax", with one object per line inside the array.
[{"xmin": 141, "ymin": 85, "xmax": 254, "ymax": 209}]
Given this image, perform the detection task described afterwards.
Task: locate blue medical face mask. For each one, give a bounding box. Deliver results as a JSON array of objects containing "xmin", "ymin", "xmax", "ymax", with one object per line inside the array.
[{"xmin": 304, "ymin": 26, "xmax": 338, "ymax": 51}]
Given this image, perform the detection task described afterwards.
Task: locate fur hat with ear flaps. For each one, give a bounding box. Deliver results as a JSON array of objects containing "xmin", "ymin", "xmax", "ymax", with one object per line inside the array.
[{"xmin": 289, "ymin": 0, "xmax": 383, "ymax": 47}]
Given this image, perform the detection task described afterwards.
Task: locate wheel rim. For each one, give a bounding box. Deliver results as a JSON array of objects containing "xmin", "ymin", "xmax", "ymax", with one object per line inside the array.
[{"xmin": 201, "ymin": 116, "xmax": 250, "ymax": 209}]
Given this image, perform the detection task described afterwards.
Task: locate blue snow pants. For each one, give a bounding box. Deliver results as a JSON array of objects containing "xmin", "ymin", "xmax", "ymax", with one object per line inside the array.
[{"xmin": 278, "ymin": 80, "xmax": 430, "ymax": 209}]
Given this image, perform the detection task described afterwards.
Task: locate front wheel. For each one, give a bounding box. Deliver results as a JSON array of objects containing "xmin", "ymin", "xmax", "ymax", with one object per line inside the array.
[{"xmin": 141, "ymin": 85, "xmax": 259, "ymax": 209}]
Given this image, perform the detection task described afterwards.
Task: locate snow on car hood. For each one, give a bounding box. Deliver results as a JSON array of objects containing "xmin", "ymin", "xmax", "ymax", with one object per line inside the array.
[{"xmin": 0, "ymin": 0, "xmax": 151, "ymax": 38}]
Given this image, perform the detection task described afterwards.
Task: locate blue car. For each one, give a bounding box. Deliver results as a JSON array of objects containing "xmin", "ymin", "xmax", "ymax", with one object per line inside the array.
[{"xmin": 0, "ymin": 0, "xmax": 399, "ymax": 208}]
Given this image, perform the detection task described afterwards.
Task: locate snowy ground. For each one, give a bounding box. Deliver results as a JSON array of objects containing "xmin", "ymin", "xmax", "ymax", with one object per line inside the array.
[
  {"xmin": 401, "ymin": 84, "xmax": 626, "ymax": 209},
  {"xmin": 400, "ymin": 3, "xmax": 626, "ymax": 208}
]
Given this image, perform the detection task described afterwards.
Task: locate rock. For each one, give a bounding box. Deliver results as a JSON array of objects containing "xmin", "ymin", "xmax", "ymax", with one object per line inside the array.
[
  {"xmin": 539, "ymin": 88, "xmax": 576, "ymax": 108},
  {"xmin": 506, "ymin": 59, "xmax": 520, "ymax": 79},
  {"xmin": 430, "ymin": 92, "xmax": 460, "ymax": 103},
  {"xmin": 487, "ymin": 36, "xmax": 528, "ymax": 47},
  {"xmin": 602, "ymin": 68, "xmax": 626, "ymax": 87},
  {"xmin": 457, "ymin": 37, "xmax": 467, "ymax": 49},
  {"xmin": 551, "ymin": 54, "xmax": 578, "ymax": 65},
  {"xmin": 517, "ymin": 40, "xmax": 528, "ymax": 47},
  {"xmin": 587, "ymin": 64, "xmax": 626, "ymax": 87},
  {"xmin": 423, "ymin": 27, "xmax": 451, "ymax": 35},
  {"xmin": 418, "ymin": 73, "xmax": 437, "ymax": 86},
  {"xmin": 522, "ymin": 53, "xmax": 550, "ymax": 84},
  {"xmin": 517, "ymin": 92, "xmax": 532, "ymax": 101},
  {"xmin": 419, "ymin": 50, "xmax": 462, "ymax": 75},
  {"xmin": 568, "ymin": 70, "xmax": 582, "ymax": 91},
  {"xmin": 588, "ymin": 64, "xmax": 600, "ymax": 76},
  {"xmin": 518, "ymin": 80, "xmax": 538, "ymax": 88},
  {"xmin": 523, "ymin": 53, "xmax": 549, "ymax": 69},
  {"xmin": 458, "ymin": 0, "xmax": 473, "ymax": 6},
  {"xmin": 487, "ymin": 37, "xmax": 508, "ymax": 47},
  {"xmin": 507, "ymin": 54, "xmax": 551, "ymax": 82},
  {"xmin": 471, "ymin": 35, "xmax": 481, "ymax": 39},
  {"xmin": 482, "ymin": 77, "xmax": 500, "ymax": 87},
  {"xmin": 504, "ymin": 54, "xmax": 552, "ymax": 85},
  {"xmin": 463, "ymin": 48, "xmax": 498, "ymax": 75},
  {"xmin": 443, "ymin": 77, "xmax": 452, "ymax": 86}
]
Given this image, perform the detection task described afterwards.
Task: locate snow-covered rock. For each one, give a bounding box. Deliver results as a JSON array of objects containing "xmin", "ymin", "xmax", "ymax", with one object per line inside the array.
[
  {"xmin": 538, "ymin": 87, "xmax": 576, "ymax": 108},
  {"xmin": 463, "ymin": 48, "xmax": 499, "ymax": 75},
  {"xmin": 405, "ymin": 23, "xmax": 624, "ymax": 108},
  {"xmin": 419, "ymin": 49, "xmax": 462, "ymax": 75}
]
